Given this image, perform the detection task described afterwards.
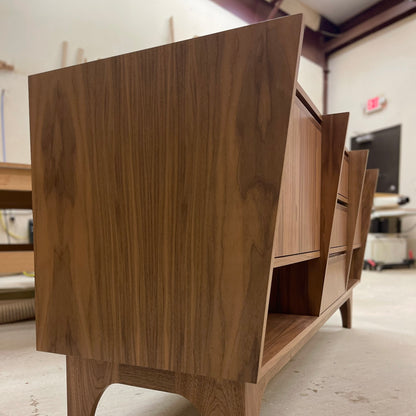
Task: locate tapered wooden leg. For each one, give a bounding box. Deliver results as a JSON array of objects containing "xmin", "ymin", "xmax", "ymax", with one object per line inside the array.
[
  {"xmin": 179, "ymin": 378, "xmax": 264, "ymax": 416},
  {"xmin": 66, "ymin": 356, "xmax": 117, "ymax": 416},
  {"xmin": 118, "ymin": 364, "xmax": 266, "ymax": 416},
  {"xmin": 67, "ymin": 356, "xmax": 265, "ymax": 416},
  {"xmin": 340, "ymin": 296, "xmax": 352, "ymax": 329}
]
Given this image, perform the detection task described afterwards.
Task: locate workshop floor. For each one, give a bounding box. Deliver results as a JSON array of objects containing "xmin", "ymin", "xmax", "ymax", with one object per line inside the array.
[{"xmin": 0, "ymin": 270, "xmax": 415, "ymax": 416}]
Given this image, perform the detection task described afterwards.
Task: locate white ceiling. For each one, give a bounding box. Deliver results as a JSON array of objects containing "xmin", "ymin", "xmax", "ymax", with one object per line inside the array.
[{"xmin": 300, "ymin": 0, "xmax": 383, "ymax": 24}]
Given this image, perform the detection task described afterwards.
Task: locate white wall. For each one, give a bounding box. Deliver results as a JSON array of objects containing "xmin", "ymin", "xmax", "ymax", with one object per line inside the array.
[
  {"xmin": 298, "ymin": 56, "xmax": 324, "ymax": 113},
  {"xmin": 0, "ymin": 0, "xmax": 248, "ymax": 165},
  {"xmin": 328, "ymin": 14, "xmax": 416, "ymax": 251}
]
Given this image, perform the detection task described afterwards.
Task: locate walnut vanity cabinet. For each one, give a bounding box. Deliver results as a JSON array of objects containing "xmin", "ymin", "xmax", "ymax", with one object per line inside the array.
[{"xmin": 29, "ymin": 15, "xmax": 377, "ymax": 416}]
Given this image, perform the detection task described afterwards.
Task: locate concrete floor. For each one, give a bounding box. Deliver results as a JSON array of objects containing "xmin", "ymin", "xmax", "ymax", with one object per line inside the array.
[{"xmin": 0, "ymin": 270, "xmax": 415, "ymax": 416}]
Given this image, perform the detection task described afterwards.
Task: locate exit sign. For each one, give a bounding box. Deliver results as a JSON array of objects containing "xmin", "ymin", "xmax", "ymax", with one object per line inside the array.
[{"xmin": 365, "ymin": 96, "xmax": 387, "ymax": 114}]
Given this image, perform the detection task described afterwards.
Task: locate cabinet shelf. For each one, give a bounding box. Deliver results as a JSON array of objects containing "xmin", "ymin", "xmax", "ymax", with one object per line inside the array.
[
  {"xmin": 261, "ymin": 281, "xmax": 360, "ymax": 379},
  {"xmin": 262, "ymin": 313, "xmax": 315, "ymax": 368}
]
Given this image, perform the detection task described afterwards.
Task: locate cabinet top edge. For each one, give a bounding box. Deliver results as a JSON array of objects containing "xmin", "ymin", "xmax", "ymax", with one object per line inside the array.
[{"xmin": 296, "ymin": 83, "xmax": 322, "ymax": 123}]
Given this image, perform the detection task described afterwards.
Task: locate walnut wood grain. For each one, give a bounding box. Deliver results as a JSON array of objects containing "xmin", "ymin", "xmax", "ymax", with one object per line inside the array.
[
  {"xmin": 340, "ymin": 296, "xmax": 352, "ymax": 329},
  {"xmin": 273, "ymin": 96, "xmax": 321, "ymax": 258},
  {"xmin": 329, "ymin": 203, "xmax": 348, "ymax": 248},
  {"xmin": 260, "ymin": 280, "xmax": 359, "ymax": 380},
  {"xmin": 28, "ymin": 15, "xmax": 377, "ymax": 415},
  {"xmin": 320, "ymin": 252, "xmax": 347, "ymax": 312},
  {"xmin": 295, "ymin": 83, "xmax": 322, "ymax": 123},
  {"xmin": 67, "ymin": 355, "xmax": 267, "ymax": 416},
  {"xmin": 262, "ymin": 313, "xmax": 315, "ymax": 366},
  {"xmin": 29, "ymin": 15, "xmax": 304, "ymax": 383},
  {"xmin": 307, "ymin": 113, "xmax": 349, "ymax": 316},
  {"xmin": 349, "ymin": 169, "xmax": 378, "ymax": 282},
  {"xmin": 344, "ymin": 150, "xmax": 368, "ymax": 286},
  {"xmin": 66, "ymin": 356, "xmax": 118, "ymax": 416},
  {"xmin": 68, "ymin": 279, "xmax": 362, "ymax": 415},
  {"xmin": 321, "ymin": 150, "xmax": 369, "ymax": 312},
  {"xmin": 268, "ymin": 262, "xmax": 310, "ymax": 315}
]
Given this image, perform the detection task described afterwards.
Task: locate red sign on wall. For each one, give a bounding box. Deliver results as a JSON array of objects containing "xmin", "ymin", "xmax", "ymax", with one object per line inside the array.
[{"xmin": 365, "ymin": 96, "xmax": 386, "ymax": 114}]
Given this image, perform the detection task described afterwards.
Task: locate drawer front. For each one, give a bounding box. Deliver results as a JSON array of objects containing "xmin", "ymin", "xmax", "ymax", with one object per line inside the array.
[
  {"xmin": 321, "ymin": 253, "xmax": 347, "ymax": 312},
  {"xmin": 330, "ymin": 203, "xmax": 348, "ymax": 248},
  {"xmin": 338, "ymin": 155, "xmax": 349, "ymax": 199},
  {"xmin": 273, "ymin": 97, "xmax": 321, "ymax": 258}
]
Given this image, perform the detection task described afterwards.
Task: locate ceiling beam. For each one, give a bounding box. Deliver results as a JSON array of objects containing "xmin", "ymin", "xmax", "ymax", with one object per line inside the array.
[
  {"xmin": 267, "ymin": 0, "xmax": 283, "ymax": 20},
  {"xmin": 303, "ymin": 27, "xmax": 325, "ymax": 67},
  {"xmin": 340, "ymin": 0, "xmax": 404, "ymax": 32},
  {"xmin": 325, "ymin": 0, "xmax": 416, "ymax": 55},
  {"xmin": 211, "ymin": 0, "xmax": 273, "ymax": 23},
  {"xmin": 212, "ymin": 0, "xmax": 326, "ymax": 67}
]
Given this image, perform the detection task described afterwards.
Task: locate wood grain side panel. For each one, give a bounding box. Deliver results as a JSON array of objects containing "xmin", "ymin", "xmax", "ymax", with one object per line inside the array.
[
  {"xmin": 308, "ymin": 113, "xmax": 349, "ymax": 316},
  {"xmin": 344, "ymin": 150, "xmax": 368, "ymax": 285},
  {"xmin": 321, "ymin": 150, "xmax": 368, "ymax": 312},
  {"xmin": 350, "ymin": 170, "xmax": 378, "ymax": 282},
  {"xmin": 29, "ymin": 16, "xmax": 303, "ymax": 382}
]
